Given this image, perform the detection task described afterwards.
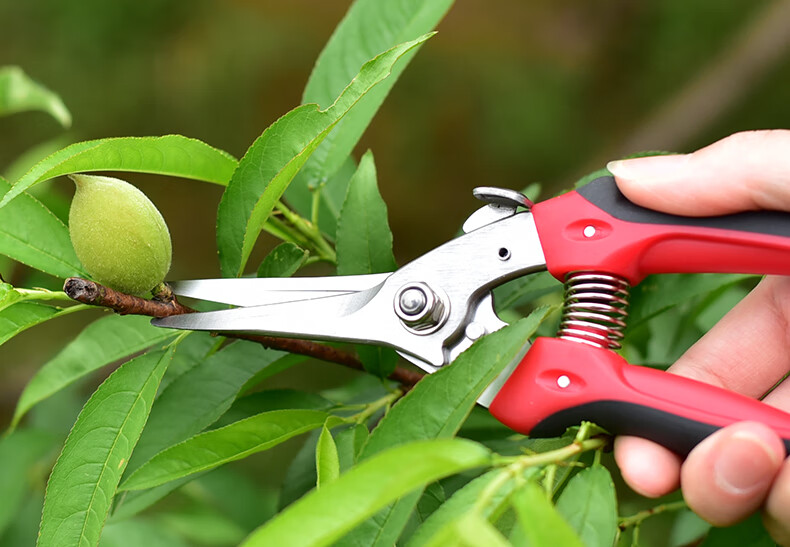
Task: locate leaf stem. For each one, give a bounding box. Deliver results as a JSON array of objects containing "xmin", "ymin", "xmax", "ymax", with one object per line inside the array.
[
  {"xmin": 618, "ymin": 500, "xmax": 688, "ymax": 530},
  {"xmin": 350, "ymin": 390, "xmax": 402, "ymax": 424},
  {"xmin": 15, "ymin": 288, "xmax": 73, "ymax": 303},
  {"xmin": 275, "ymin": 202, "xmax": 336, "ymax": 263}
]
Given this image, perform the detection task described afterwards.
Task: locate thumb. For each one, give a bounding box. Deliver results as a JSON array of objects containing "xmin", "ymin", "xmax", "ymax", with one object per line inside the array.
[{"xmin": 607, "ymin": 130, "xmax": 790, "ymax": 216}]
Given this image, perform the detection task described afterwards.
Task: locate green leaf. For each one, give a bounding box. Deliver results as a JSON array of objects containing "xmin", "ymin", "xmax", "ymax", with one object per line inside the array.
[
  {"xmin": 0, "ymin": 281, "xmax": 22, "ymax": 312},
  {"xmin": 241, "ymin": 439, "xmax": 492, "ymax": 547},
  {"xmin": 336, "ymin": 151, "xmax": 396, "ymax": 276},
  {"xmin": 336, "ymin": 151, "xmax": 400, "ymax": 376},
  {"xmin": 38, "ymin": 348, "xmax": 174, "ymax": 547},
  {"xmin": 407, "ymin": 469, "xmax": 515, "ymax": 547},
  {"xmin": 422, "ymin": 513, "xmax": 511, "ymax": 547},
  {"xmin": 0, "ymin": 135, "xmax": 237, "ymax": 209},
  {"xmin": 125, "ymin": 343, "xmax": 294, "ymax": 475},
  {"xmin": 701, "ymin": 512, "xmax": 774, "ymax": 546},
  {"xmin": 216, "ymin": 34, "xmax": 433, "ymax": 277},
  {"xmin": 334, "ymin": 423, "xmax": 369, "ymax": 474},
  {"xmin": 511, "ymin": 481, "xmax": 583, "ymax": 547},
  {"xmin": 12, "ymin": 313, "xmax": 178, "ymax": 428},
  {"xmin": 342, "ymin": 308, "xmax": 551, "ymax": 547},
  {"xmin": 100, "ymin": 518, "xmax": 189, "ymax": 547},
  {"xmin": 121, "ymin": 410, "xmax": 332, "ymax": 491},
  {"xmin": 0, "ymin": 301, "xmax": 83, "ymax": 348},
  {"xmin": 0, "ymin": 429, "xmax": 55, "ymax": 537},
  {"xmin": 316, "ymin": 423, "xmax": 341, "ymax": 488},
  {"xmin": 287, "ymin": 0, "xmax": 454, "ymax": 225},
  {"xmin": 363, "ymin": 308, "xmax": 552, "ymax": 456},
  {"xmin": 0, "ymin": 66, "xmax": 71, "ymax": 127},
  {"xmin": 0, "ymin": 177, "xmax": 87, "ymax": 278},
  {"xmin": 628, "ymin": 273, "xmax": 750, "ymax": 327},
  {"xmin": 257, "ymin": 242, "xmax": 309, "ymax": 278},
  {"xmin": 555, "ymin": 465, "xmax": 618, "ymax": 547}
]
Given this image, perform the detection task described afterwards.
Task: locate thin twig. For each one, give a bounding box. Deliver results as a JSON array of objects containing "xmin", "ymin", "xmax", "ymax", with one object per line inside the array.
[{"xmin": 63, "ymin": 277, "xmax": 423, "ymax": 387}]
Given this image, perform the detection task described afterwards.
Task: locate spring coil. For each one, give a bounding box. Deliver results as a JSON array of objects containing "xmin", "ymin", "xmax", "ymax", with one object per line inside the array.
[{"xmin": 557, "ymin": 272, "xmax": 630, "ymax": 349}]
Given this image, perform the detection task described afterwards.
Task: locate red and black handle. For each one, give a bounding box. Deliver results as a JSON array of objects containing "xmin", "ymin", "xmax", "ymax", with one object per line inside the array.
[{"xmin": 489, "ymin": 175, "xmax": 790, "ymax": 455}]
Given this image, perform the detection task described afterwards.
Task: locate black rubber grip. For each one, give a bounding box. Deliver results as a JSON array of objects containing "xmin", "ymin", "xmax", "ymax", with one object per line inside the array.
[
  {"xmin": 578, "ymin": 176, "xmax": 790, "ymax": 238},
  {"xmin": 530, "ymin": 401, "xmax": 790, "ymax": 456}
]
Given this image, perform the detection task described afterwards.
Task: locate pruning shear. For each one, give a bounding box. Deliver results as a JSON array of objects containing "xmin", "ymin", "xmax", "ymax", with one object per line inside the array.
[{"xmin": 153, "ymin": 175, "xmax": 790, "ymax": 455}]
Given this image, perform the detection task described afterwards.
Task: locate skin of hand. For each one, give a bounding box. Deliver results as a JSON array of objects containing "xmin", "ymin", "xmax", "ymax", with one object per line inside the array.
[{"xmin": 607, "ymin": 129, "xmax": 790, "ymax": 544}]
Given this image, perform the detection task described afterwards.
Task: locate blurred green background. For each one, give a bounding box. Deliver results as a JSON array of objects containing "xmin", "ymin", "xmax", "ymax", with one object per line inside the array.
[{"xmin": 1, "ymin": 1, "xmax": 790, "ymax": 543}]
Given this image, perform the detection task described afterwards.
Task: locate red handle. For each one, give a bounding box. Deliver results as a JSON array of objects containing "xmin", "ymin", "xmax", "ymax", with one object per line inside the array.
[
  {"xmin": 532, "ymin": 176, "xmax": 790, "ymax": 284},
  {"xmin": 489, "ymin": 337, "xmax": 790, "ymax": 455}
]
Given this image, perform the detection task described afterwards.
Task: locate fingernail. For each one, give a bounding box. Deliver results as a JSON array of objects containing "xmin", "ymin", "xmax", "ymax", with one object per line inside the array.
[
  {"xmin": 714, "ymin": 430, "xmax": 782, "ymax": 495},
  {"xmin": 607, "ymin": 154, "xmax": 690, "ymax": 183}
]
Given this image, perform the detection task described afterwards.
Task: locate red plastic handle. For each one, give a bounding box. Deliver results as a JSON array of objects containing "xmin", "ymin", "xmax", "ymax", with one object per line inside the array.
[
  {"xmin": 532, "ymin": 176, "xmax": 790, "ymax": 284},
  {"xmin": 489, "ymin": 337, "xmax": 790, "ymax": 455}
]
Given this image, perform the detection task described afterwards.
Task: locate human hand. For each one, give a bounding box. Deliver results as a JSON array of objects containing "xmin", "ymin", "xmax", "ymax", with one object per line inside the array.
[{"xmin": 608, "ymin": 130, "xmax": 790, "ymax": 543}]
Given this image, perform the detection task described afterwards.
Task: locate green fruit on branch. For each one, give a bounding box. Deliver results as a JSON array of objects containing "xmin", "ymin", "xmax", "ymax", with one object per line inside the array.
[{"xmin": 68, "ymin": 174, "xmax": 172, "ymax": 295}]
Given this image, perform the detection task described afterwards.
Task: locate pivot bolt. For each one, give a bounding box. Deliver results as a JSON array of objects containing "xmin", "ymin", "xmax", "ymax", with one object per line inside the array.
[{"xmin": 395, "ymin": 282, "xmax": 448, "ymax": 334}]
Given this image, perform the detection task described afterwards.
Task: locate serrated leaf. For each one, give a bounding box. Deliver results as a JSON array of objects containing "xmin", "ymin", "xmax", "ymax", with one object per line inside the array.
[
  {"xmin": 121, "ymin": 410, "xmax": 333, "ymax": 491},
  {"xmin": 38, "ymin": 348, "xmax": 174, "ymax": 547},
  {"xmin": 286, "ymin": 0, "xmax": 454, "ymax": 228},
  {"xmin": 334, "ymin": 423, "xmax": 369, "ymax": 475},
  {"xmin": 0, "ymin": 177, "xmax": 87, "ymax": 278},
  {"xmin": 555, "ymin": 465, "xmax": 618, "ymax": 547},
  {"xmin": 125, "ymin": 343, "xmax": 295, "ymax": 475},
  {"xmin": 0, "ymin": 66, "xmax": 71, "ymax": 127},
  {"xmin": 216, "ymin": 34, "xmax": 433, "ymax": 277},
  {"xmin": 406, "ymin": 469, "xmax": 515, "ymax": 547},
  {"xmin": 12, "ymin": 313, "xmax": 178, "ymax": 428},
  {"xmin": 342, "ymin": 308, "xmax": 552, "ymax": 547},
  {"xmin": 257, "ymin": 242, "xmax": 309, "ymax": 278},
  {"xmin": 316, "ymin": 423, "xmax": 341, "ymax": 488},
  {"xmin": 0, "ymin": 135, "xmax": 237, "ymax": 209},
  {"xmin": 241, "ymin": 439, "xmax": 492, "ymax": 547},
  {"xmin": 511, "ymin": 481, "xmax": 583, "ymax": 547},
  {"xmin": 0, "ymin": 301, "xmax": 82, "ymax": 348}
]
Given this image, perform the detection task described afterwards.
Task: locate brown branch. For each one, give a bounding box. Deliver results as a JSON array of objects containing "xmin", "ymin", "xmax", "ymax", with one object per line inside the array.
[{"xmin": 63, "ymin": 277, "xmax": 423, "ymax": 387}]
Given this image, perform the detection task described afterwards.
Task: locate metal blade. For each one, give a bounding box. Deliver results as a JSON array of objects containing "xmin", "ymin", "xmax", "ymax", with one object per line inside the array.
[{"xmin": 167, "ymin": 273, "xmax": 390, "ymax": 307}]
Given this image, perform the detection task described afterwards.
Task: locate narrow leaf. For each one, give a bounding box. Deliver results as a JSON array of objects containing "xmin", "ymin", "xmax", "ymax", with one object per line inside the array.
[
  {"xmin": 0, "ymin": 66, "xmax": 71, "ymax": 127},
  {"xmin": 241, "ymin": 439, "xmax": 492, "ymax": 547},
  {"xmin": 216, "ymin": 34, "xmax": 433, "ymax": 277},
  {"xmin": 121, "ymin": 410, "xmax": 331, "ymax": 491},
  {"xmin": 0, "ymin": 177, "xmax": 86, "ymax": 278},
  {"xmin": 511, "ymin": 481, "xmax": 583, "ymax": 547},
  {"xmin": 0, "ymin": 301, "xmax": 81, "ymax": 348},
  {"xmin": 12, "ymin": 314, "xmax": 178, "ymax": 428},
  {"xmin": 38, "ymin": 348, "xmax": 174, "ymax": 547},
  {"xmin": 423, "ymin": 513, "xmax": 511, "ymax": 547},
  {"xmin": 287, "ymin": 0, "xmax": 454, "ymax": 223},
  {"xmin": 0, "ymin": 135, "xmax": 237, "ymax": 209},
  {"xmin": 125, "ymin": 343, "xmax": 294, "ymax": 474},
  {"xmin": 257, "ymin": 242, "xmax": 309, "ymax": 278},
  {"xmin": 407, "ymin": 469, "xmax": 515, "ymax": 547},
  {"xmin": 336, "ymin": 151, "xmax": 396, "ymax": 275},
  {"xmin": 340, "ymin": 308, "xmax": 552, "ymax": 547},
  {"xmin": 336, "ymin": 150, "xmax": 399, "ymax": 376},
  {"xmin": 316, "ymin": 423, "xmax": 341, "ymax": 488},
  {"xmin": 555, "ymin": 465, "xmax": 618, "ymax": 547}
]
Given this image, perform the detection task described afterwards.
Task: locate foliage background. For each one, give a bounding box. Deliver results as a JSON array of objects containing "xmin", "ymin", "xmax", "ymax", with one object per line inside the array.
[{"xmin": 2, "ymin": 1, "xmax": 790, "ymax": 545}]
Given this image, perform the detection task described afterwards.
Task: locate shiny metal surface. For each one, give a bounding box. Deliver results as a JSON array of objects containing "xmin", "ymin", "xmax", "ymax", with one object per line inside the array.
[{"xmin": 154, "ymin": 210, "xmax": 547, "ymax": 372}]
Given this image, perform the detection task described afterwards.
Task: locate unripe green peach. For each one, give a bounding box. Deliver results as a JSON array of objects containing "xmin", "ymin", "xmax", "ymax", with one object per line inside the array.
[{"xmin": 68, "ymin": 174, "xmax": 172, "ymax": 295}]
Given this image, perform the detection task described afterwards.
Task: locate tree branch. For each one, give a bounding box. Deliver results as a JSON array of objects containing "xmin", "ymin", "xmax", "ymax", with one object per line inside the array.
[{"xmin": 63, "ymin": 277, "xmax": 423, "ymax": 387}]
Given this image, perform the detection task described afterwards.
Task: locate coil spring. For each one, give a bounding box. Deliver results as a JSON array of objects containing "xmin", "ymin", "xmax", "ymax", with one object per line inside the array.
[{"xmin": 558, "ymin": 272, "xmax": 630, "ymax": 349}]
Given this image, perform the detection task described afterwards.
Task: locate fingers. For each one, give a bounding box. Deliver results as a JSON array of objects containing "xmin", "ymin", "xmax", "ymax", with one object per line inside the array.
[
  {"xmin": 681, "ymin": 422, "xmax": 785, "ymax": 526},
  {"xmin": 614, "ymin": 436, "xmax": 681, "ymax": 497},
  {"xmin": 764, "ymin": 459, "xmax": 790, "ymax": 545},
  {"xmin": 608, "ymin": 129, "xmax": 790, "ymax": 215}
]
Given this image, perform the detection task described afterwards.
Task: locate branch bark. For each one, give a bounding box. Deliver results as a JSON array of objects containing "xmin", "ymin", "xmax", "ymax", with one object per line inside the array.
[{"xmin": 64, "ymin": 277, "xmax": 423, "ymax": 387}]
